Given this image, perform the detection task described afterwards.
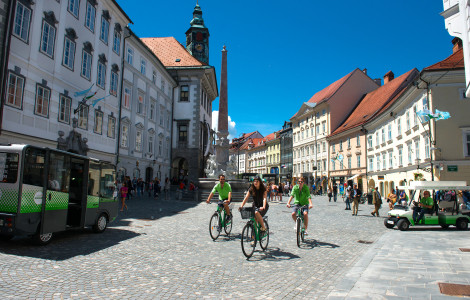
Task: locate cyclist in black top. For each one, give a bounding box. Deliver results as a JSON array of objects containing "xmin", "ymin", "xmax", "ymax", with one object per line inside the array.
[{"xmin": 239, "ymin": 176, "xmax": 268, "ymax": 232}]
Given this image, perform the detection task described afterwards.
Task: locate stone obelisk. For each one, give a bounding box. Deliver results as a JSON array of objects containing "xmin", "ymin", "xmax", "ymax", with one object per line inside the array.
[{"xmin": 216, "ymin": 46, "xmax": 229, "ymax": 172}]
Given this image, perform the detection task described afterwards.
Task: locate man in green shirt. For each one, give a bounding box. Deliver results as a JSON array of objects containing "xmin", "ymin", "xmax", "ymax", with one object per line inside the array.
[
  {"xmin": 287, "ymin": 177, "xmax": 313, "ymax": 235},
  {"xmin": 206, "ymin": 174, "xmax": 232, "ymax": 219},
  {"xmin": 413, "ymin": 190, "xmax": 434, "ymax": 224}
]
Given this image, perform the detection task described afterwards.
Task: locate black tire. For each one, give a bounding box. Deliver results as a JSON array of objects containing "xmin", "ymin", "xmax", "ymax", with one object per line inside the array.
[
  {"xmin": 209, "ymin": 213, "xmax": 220, "ymax": 240},
  {"xmin": 456, "ymin": 218, "xmax": 468, "ymax": 230},
  {"xmin": 397, "ymin": 219, "xmax": 410, "ymax": 231},
  {"xmin": 32, "ymin": 231, "xmax": 53, "ymax": 246},
  {"xmin": 296, "ymin": 218, "xmax": 302, "ymax": 247},
  {"xmin": 259, "ymin": 219, "xmax": 269, "ymax": 251},
  {"xmin": 224, "ymin": 213, "xmax": 232, "ymax": 236},
  {"xmin": 384, "ymin": 218, "xmax": 395, "ymax": 229},
  {"xmin": 241, "ymin": 223, "xmax": 256, "ymax": 258},
  {"xmin": 93, "ymin": 213, "xmax": 108, "ymax": 233},
  {"xmin": 440, "ymin": 224, "xmax": 450, "ymax": 229}
]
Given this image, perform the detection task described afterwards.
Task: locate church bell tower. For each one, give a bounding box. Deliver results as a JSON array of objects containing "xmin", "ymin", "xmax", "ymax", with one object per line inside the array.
[{"xmin": 185, "ymin": 2, "xmax": 210, "ymax": 64}]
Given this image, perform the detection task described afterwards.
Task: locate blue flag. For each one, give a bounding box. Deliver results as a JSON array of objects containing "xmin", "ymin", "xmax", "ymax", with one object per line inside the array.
[{"xmin": 74, "ymin": 84, "xmax": 94, "ymax": 97}]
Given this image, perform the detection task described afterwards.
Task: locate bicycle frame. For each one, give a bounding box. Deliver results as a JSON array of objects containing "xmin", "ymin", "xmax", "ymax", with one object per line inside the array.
[{"xmin": 216, "ymin": 205, "xmax": 228, "ymax": 228}]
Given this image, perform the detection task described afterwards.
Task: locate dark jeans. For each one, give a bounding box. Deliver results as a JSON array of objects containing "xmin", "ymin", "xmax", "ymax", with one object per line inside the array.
[
  {"xmin": 345, "ymin": 198, "xmax": 351, "ymax": 209},
  {"xmin": 333, "ymin": 193, "xmax": 337, "ymax": 202},
  {"xmin": 413, "ymin": 207, "xmax": 432, "ymax": 224}
]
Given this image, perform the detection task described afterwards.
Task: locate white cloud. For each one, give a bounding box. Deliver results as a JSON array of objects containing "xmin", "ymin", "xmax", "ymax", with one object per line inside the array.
[{"xmin": 212, "ymin": 111, "xmax": 237, "ymax": 140}]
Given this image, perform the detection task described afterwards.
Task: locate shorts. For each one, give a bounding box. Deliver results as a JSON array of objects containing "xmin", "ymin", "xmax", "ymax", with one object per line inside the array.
[
  {"xmin": 254, "ymin": 206, "xmax": 269, "ymax": 217},
  {"xmin": 218, "ymin": 200, "xmax": 229, "ymax": 207},
  {"xmin": 291, "ymin": 204, "xmax": 309, "ymax": 214}
]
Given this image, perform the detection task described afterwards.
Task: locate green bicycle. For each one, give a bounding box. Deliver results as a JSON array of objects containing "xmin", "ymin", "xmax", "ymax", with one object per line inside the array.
[
  {"xmin": 209, "ymin": 202, "xmax": 233, "ymax": 240},
  {"xmin": 296, "ymin": 205, "xmax": 308, "ymax": 247},
  {"xmin": 240, "ymin": 207, "xmax": 269, "ymax": 258}
]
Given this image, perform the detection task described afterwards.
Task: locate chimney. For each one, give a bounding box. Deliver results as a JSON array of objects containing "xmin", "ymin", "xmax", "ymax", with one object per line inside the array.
[
  {"xmin": 374, "ymin": 78, "xmax": 382, "ymax": 86},
  {"xmin": 452, "ymin": 37, "xmax": 463, "ymax": 53},
  {"xmin": 362, "ymin": 68, "xmax": 367, "ymax": 75},
  {"xmin": 384, "ymin": 71, "xmax": 394, "ymax": 85}
]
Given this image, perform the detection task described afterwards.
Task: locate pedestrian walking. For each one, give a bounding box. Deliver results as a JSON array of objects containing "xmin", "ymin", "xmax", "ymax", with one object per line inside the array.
[
  {"xmin": 148, "ymin": 180, "xmax": 154, "ymax": 197},
  {"xmin": 371, "ymin": 186, "xmax": 382, "ymax": 217},
  {"xmin": 176, "ymin": 181, "xmax": 185, "ymax": 200},
  {"xmin": 278, "ymin": 183, "xmax": 284, "ymax": 201},
  {"xmin": 351, "ymin": 184, "xmax": 362, "ymax": 216},
  {"xmin": 154, "ymin": 177, "xmax": 161, "ymax": 199},
  {"xmin": 333, "ymin": 183, "xmax": 338, "ymax": 202},
  {"xmin": 164, "ymin": 177, "xmax": 171, "ymax": 200},
  {"xmin": 345, "ymin": 185, "xmax": 351, "ymax": 210},
  {"xmin": 120, "ymin": 182, "xmax": 128, "ymax": 211},
  {"xmin": 327, "ymin": 187, "xmax": 332, "ymax": 202}
]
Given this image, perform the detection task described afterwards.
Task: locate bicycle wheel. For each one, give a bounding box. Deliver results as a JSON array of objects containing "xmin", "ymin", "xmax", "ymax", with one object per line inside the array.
[
  {"xmin": 224, "ymin": 213, "xmax": 232, "ymax": 236},
  {"xmin": 209, "ymin": 213, "xmax": 221, "ymax": 240},
  {"xmin": 241, "ymin": 223, "xmax": 256, "ymax": 258},
  {"xmin": 300, "ymin": 219, "xmax": 305, "ymax": 243},
  {"xmin": 259, "ymin": 219, "xmax": 269, "ymax": 251},
  {"xmin": 296, "ymin": 217, "xmax": 302, "ymax": 247}
]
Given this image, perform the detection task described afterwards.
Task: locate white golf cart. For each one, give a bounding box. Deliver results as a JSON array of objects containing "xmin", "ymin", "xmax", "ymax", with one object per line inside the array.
[{"xmin": 385, "ymin": 181, "xmax": 470, "ymax": 231}]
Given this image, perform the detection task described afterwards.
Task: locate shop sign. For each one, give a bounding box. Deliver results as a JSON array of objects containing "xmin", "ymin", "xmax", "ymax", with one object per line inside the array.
[
  {"xmin": 447, "ymin": 165, "xmax": 458, "ymax": 172},
  {"xmin": 378, "ymin": 175, "xmax": 384, "ymax": 180}
]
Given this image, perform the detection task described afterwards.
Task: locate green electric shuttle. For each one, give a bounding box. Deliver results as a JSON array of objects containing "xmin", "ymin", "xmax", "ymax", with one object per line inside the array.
[{"xmin": 0, "ymin": 144, "xmax": 118, "ymax": 245}]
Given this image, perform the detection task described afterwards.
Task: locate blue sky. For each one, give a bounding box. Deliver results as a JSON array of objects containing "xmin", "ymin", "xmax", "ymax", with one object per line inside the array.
[{"xmin": 117, "ymin": 0, "xmax": 454, "ymax": 138}]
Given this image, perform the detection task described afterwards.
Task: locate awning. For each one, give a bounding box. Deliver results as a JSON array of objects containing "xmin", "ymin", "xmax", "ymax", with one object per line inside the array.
[{"xmin": 347, "ymin": 173, "xmax": 365, "ymax": 181}]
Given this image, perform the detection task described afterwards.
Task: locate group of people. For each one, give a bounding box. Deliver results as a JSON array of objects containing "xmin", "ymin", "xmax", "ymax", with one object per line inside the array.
[
  {"xmin": 116, "ymin": 176, "xmax": 171, "ymax": 211},
  {"xmin": 206, "ymin": 175, "xmax": 313, "ymax": 236},
  {"xmin": 266, "ymin": 182, "xmax": 291, "ymax": 201}
]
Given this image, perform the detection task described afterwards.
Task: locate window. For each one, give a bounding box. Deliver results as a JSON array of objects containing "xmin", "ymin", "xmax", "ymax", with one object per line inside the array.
[
  {"xmin": 322, "ymin": 122, "xmax": 326, "ymax": 133},
  {"xmin": 85, "ymin": 1, "xmax": 96, "ymax": 32},
  {"xmin": 381, "ymin": 128, "xmax": 385, "ymax": 144},
  {"xmin": 58, "ymin": 94, "xmax": 71, "ymax": 124},
  {"xmin": 331, "ymin": 142, "xmax": 335, "ymax": 153},
  {"xmin": 110, "ymin": 70, "xmax": 118, "ymax": 96},
  {"xmin": 160, "ymin": 106, "xmax": 164, "ymax": 126},
  {"xmin": 121, "ymin": 87, "xmax": 131, "ymax": 109},
  {"xmin": 357, "ymin": 155, "xmax": 361, "ymax": 168},
  {"xmin": 126, "ymin": 47, "xmax": 133, "ymax": 65},
  {"xmin": 376, "ymin": 155, "xmax": 380, "ymax": 170},
  {"xmin": 368, "ymin": 135, "xmax": 373, "ymax": 148},
  {"xmin": 310, "ymin": 127, "xmax": 313, "ymax": 136},
  {"xmin": 331, "ymin": 160, "xmax": 335, "ymax": 171},
  {"xmin": 121, "ymin": 124, "xmax": 129, "ymax": 147},
  {"xmin": 347, "ymin": 138, "xmax": 351, "ymax": 149},
  {"xmin": 322, "ymin": 142, "xmax": 326, "ymax": 152},
  {"xmin": 382, "ymin": 152, "xmax": 387, "ymax": 169},
  {"xmin": 135, "ymin": 130, "xmax": 142, "ymax": 152},
  {"xmin": 137, "ymin": 94, "xmax": 144, "ymax": 114},
  {"xmin": 424, "ymin": 137, "xmax": 430, "ymax": 159},
  {"xmin": 148, "ymin": 136, "xmax": 154, "ymax": 154},
  {"xmin": 78, "ymin": 105, "xmax": 89, "ymax": 129},
  {"xmin": 161, "ymin": 80, "xmax": 165, "ymax": 92},
  {"xmin": 387, "ymin": 124, "xmax": 392, "ymax": 140},
  {"xmin": 356, "ymin": 134, "xmax": 360, "ymax": 146},
  {"xmin": 100, "ymin": 16, "xmax": 109, "ymax": 44},
  {"xmin": 97, "ymin": 61, "xmax": 106, "ymax": 88},
  {"xmin": 339, "ymin": 140, "xmax": 343, "ymax": 151},
  {"xmin": 68, "ymin": 0, "xmax": 79, "ymax": 18},
  {"xmin": 376, "ymin": 131, "xmax": 379, "ymax": 146},
  {"xmin": 348, "ymin": 157, "xmax": 351, "ymax": 169},
  {"xmin": 389, "ymin": 152, "xmax": 393, "ymax": 168},
  {"xmin": 423, "ymin": 96, "xmax": 428, "ymax": 110},
  {"xmin": 81, "ymin": 49, "xmax": 92, "ymax": 80},
  {"xmin": 415, "ymin": 139, "xmax": 420, "ymax": 160},
  {"xmin": 35, "ymin": 85, "xmax": 50, "ymax": 117},
  {"xmin": 316, "ymin": 124, "xmax": 319, "ymax": 134},
  {"xmin": 150, "ymin": 102, "xmax": 155, "ymax": 120},
  {"xmin": 406, "ymin": 111, "xmax": 410, "ymax": 131},
  {"xmin": 40, "ymin": 20, "xmax": 56, "ymax": 58},
  {"xmin": 107, "ymin": 115, "xmax": 116, "ymax": 138},
  {"xmin": 179, "ymin": 124, "xmax": 188, "ymax": 142},
  {"xmin": 397, "ymin": 117, "xmax": 402, "ymax": 135},
  {"xmin": 62, "ymin": 37, "xmax": 76, "ymax": 70},
  {"xmin": 152, "ymin": 70, "xmax": 157, "ymax": 84},
  {"xmin": 322, "ymin": 109, "xmax": 326, "ymax": 116},
  {"xmin": 369, "ymin": 157, "xmax": 374, "ymax": 172},
  {"xmin": 323, "ymin": 160, "xmax": 326, "ymax": 171},
  {"xmin": 407, "ymin": 143, "xmax": 412, "ymax": 164},
  {"xmin": 94, "ymin": 110, "xmax": 103, "ymax": 134},
  {"xmin": 466, "ymin": 132, "xmax": 470, "ymax": 157},
  {"xmin": 181, "ymin": 85, "xmax": 189, "ymax": 101},
  {"xmin": 301, "ymin": 131, "xmax": 304, "ymax": 140},
  {"xmin": 6, "ymin": 72, "xmax": 24, "ymax": 109},
  {"xmin": 113, "ymin": 30, "xmax": 121, "ymax": 55},
  {"xmin": 398, "ymin": 147, "xmax": 403, "ymax": 166},
  {"xmin": 413, "ymin": 106, "xmax": 418, "ymax": 127},
  {"xmin": 140, "ymin": 59, "xmax": 146, "ymax": 75},
  {"xmin": 13, "ymin": 2, "xmax": 31, "ymax": 42}
]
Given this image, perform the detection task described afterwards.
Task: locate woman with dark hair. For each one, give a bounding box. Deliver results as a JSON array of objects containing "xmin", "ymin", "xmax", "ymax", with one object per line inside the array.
[{"xmin": 239, "ymin": 176, "xmax": 268, "ymax": 232}]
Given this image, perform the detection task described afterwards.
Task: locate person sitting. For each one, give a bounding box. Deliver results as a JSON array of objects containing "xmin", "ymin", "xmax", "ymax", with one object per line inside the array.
[
  {"xmin": 412, "ymin": 190, "xmax": 434, "ymax": 224},
  {"xmin": 239, "ymin": 176, "xmax": 268, "ymax": 232},
  {"xmin": 387, "ymin": 191, "xmax": 397, "ymax": 210}
]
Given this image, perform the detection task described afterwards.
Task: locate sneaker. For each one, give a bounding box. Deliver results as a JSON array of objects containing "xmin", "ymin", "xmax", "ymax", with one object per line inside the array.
[
  {"xmin": 226, "ymin": 214, "xmax": 232, "ymax": 221},
  {"xmin": 371, "ymin": 212, "xmax": 375, "ymax": 216}
]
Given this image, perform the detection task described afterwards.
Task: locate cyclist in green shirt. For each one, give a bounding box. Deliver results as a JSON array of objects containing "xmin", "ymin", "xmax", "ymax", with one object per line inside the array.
[
  {"xmin": 206, "ymin": 174, "xmax": 233, "ymax": 220},
  {"xmin": 287, "ymin": 177, "xmax": 313, "ymax": 235},
  {"xmin": 413, "ymin": 190, "xmax": 434, "ymax": 224}
]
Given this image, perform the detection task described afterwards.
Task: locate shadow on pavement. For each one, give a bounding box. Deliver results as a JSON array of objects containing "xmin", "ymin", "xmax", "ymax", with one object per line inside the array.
[
  {"xmin": 248, "ymin": 247, "xmax": 300, "ymax": 262},
  {"xmin": 399, "ymin": 227, "xmax": 468, "ymax": 232},
  {"xmin": 300, "ymin": 239, "xmax": 340, "ymax": 249},
  {"xmin": 0, "ymin": 228, "xmax": 140, "ymax": 261}
]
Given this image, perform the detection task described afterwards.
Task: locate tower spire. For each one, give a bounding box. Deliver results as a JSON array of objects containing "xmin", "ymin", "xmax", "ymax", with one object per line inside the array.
[{"xmin": 185, "ymin": 2, "xmax": 210, "ymax": 64}]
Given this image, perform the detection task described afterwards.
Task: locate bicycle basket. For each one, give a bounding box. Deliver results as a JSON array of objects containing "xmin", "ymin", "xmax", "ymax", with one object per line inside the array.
[{"xmin": 240, "ymin": 207, "xmax": 253, "ymax": 219}]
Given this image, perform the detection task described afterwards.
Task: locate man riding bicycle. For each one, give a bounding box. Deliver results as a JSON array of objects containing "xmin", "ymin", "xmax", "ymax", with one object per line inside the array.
[
  {"xmin": 206, "ymin": 174, "xmax": 233, "ymax": 220},
  {"xmin": 286, "ymin": 177, "xmax": 313, "ymax": 235}
]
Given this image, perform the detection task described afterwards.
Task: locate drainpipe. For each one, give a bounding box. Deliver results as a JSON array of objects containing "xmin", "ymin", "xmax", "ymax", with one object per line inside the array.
[
  {"xmin": 0, "ymin": 0, "xmax": 15, "ymax": 134},
  {"xmin": 116, "ymin": 28, "xmax": 131, "ymax": 174}
]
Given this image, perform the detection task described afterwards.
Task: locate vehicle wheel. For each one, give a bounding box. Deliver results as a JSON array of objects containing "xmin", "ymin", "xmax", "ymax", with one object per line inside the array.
[
  {"xmin": 0, "ymin": 234, "xmax": 14, "ymax": 241},
  {"xmin": 440, "ymin": 224, "xmax": 450, "ymax": 229},
  {"xmin": 259, "ymin": 220, "xmax": 269, "ymax": 251},
  {"xmin": 456, "ymin": 218, "xmax": 468, "ymax": 230},
  {"xmin": 296, "ymin": 218, "xmax": 302, "ymax": 247},
  {"xmin": 397, "ymin": 219, "xmax": 410, "ymax": 231},
  {"xmin": 384, "ymin": 218, "xmax": 395, "ymax": 229},
  {"xmin": 241, "ymin": 223, "xmax": 256, "ymax": 258},
  {"xmin": 93, "ymin": 213, "xmax": 108, "ymax": 233},
  {"xmin": 224, "ymin": 215, "xmax": 232, "ymax": 236},
  {"xmin": 209, "ymin": 213, "xmax": 220, "ymax": 241},
  {"xmin": 32, "ymin": 231, "xmax": 53, "ymax": 246}
]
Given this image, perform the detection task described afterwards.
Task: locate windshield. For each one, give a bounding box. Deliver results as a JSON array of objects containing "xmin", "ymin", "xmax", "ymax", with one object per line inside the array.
[
  {"xmin": 100, "ymin": 164, "xmax": 116, "ymax": 198},
  {"xmin": 0, "ymin": 152, "xmax": 19, "ymax": 183}
]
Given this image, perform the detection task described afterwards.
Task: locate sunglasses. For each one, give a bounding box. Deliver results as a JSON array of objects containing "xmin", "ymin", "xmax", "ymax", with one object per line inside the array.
[{"xmin": 298, "ymin": 181, "xmax": 303, "ymax": 183}]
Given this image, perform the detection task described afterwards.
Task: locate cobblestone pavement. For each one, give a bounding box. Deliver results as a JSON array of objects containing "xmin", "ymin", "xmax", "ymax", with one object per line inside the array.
[{"xmin": 0, "ymin": 193, "xmax": 392, "ymax": 299}]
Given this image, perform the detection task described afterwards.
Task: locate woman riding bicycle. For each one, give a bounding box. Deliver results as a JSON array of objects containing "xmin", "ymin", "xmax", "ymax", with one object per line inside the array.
[
  {"xmin": 239, "ymin": 176, "xmax": 268, "ymax": 232},
  {"xmin": 286, "ymin": 177, "xmax": 313, "ymax": 235}
]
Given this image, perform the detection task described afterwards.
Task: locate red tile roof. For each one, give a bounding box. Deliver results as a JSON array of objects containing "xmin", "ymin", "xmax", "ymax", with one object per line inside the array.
[
  {"xmin": 330, "ymin": 68, "xmax": 419, "ymax": 137},
  {"xmin": 423, "ymin": 48, "xmax": 464, "ymax": 71},
  {"xmin": 307, "ymin": 70, "xmax": 355, "ymax": 105},
  {"xmin": 140, "ymin": 37, "xmax": 206, "ymax": 67}
]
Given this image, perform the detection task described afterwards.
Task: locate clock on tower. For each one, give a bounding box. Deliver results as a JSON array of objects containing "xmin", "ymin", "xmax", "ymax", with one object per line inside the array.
[{"xmin": 185, "ymin": 3, "xmax": 210, "ymax": 64}]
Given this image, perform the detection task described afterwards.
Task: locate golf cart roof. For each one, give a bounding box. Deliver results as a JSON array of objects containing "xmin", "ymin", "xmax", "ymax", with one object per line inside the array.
[{"xmin": 397, "ymin": 181, "xmax": 470, "ymax": 190}]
